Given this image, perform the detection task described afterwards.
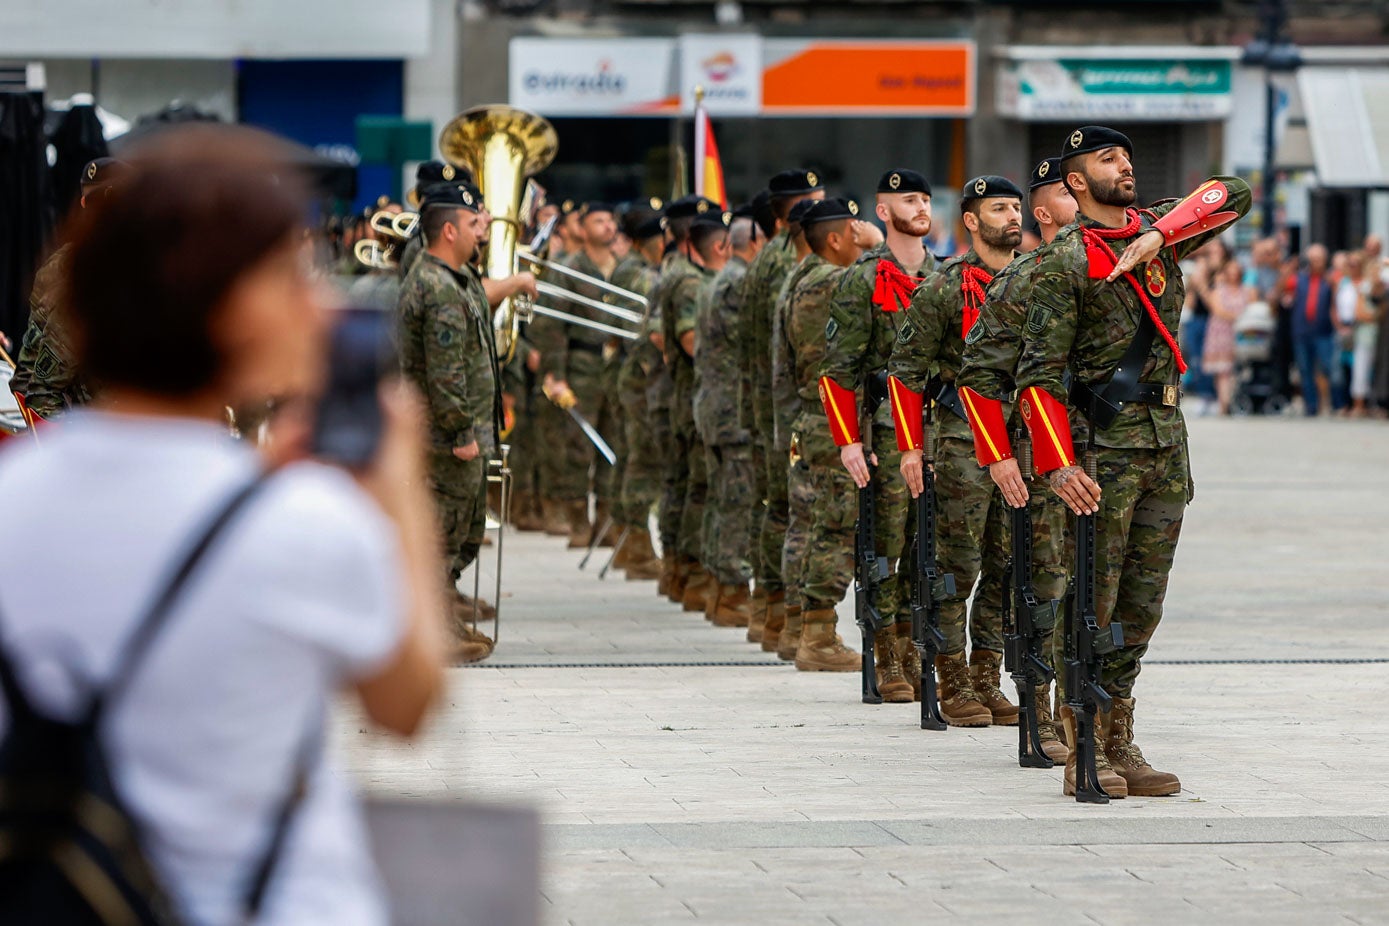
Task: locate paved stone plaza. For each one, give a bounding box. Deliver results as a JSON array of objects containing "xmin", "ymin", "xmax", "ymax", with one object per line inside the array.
[{"xmin": 340, "ymin": 417, "xmax": 1389, "ymax": 924}]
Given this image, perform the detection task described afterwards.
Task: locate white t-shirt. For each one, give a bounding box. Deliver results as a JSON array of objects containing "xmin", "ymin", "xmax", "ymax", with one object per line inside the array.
[{"xmin": 0, "ymin": 412, "xmax": 405, "ymax": 925}]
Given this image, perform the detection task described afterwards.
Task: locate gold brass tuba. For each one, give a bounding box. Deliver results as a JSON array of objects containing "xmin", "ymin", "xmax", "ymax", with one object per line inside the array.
[{"xmin": 439, "ymin": 105, "xmax": 558, "ymax": 363}]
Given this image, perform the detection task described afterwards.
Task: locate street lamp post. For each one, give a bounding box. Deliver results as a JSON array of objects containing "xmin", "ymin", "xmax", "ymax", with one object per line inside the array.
[{"xmin": 1243, "ymin": 0, "xmax": 1302, "ymax": 237}]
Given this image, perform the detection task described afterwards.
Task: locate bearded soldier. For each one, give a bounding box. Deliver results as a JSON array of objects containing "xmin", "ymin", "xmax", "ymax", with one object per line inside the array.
[
  {"xmin": 955, "ymin": 157, "xmax": 1078, "ymax": 762},
  {"xmin": 693, "ymin": 205, "xmax": 764, "ymax": 627},
  {"xmin": 819, "ymin": 168, "xmax": 937, "ymax": 702},
  {"xmin": 741, "ymin": 170, "xmax": 826, "ymax": 653},
  {"xmin": 398, "ymin": 181, "xmax": 500, "ymax": 663},
  {"xmin": 997, "ymin": 127, "xmax": 1250, "ymax": 796},
  {"xmin": 887, "ymin": 175, "xmax": 1026, "ymax": 728}
]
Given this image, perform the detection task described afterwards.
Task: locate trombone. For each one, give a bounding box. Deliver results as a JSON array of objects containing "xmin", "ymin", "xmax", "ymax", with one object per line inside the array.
[{"xmin": 353, "ymin": 209, "xmax": 419, "ymax": 271}]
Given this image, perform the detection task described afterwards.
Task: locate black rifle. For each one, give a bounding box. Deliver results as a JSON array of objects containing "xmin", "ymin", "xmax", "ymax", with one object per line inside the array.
[
  {"xmin": 854, "ymin": 373, "xmax": 890, "ymax": 705},
  {"xmin": 1062, "ymin": 426, "xmax": 1125, "ymax": 803},
  {"xmin": 911, "ymin": 400, "xmax": 955, "ymax": 731},
  {"xmin": 1002, "ymin": 431, "xmax": 1060, "ymax": 768}
]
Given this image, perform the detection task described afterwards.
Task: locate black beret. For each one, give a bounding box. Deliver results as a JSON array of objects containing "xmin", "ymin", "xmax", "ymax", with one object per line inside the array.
[
  {"xmin": 801, "ymin": 197, "xmax": 860, "ymax": 226},
  {"xmin": 664, "ymin": 195, "xmax": 720, "ymax": 220},
  {"xmin": 420, "ymin": 181, "xmax": 483, "ymax": 213},
  {"xmin": 631, "ymin": 214, "xmax": 665, "ymax": 240},
  {"xmin": 581, "ymin": 201, "xmax": 615, "ymax": 218},
  {"xmin": 877, "ymin": 169, "xmax": 931, "ymax": 196},
  {"xmin": 768, "ymin": 168, "xmax": 824, "ymax": 197},
  {"xmin": 1061, "ymin": 125, "xmax": 1134, "ymax": 160},
  {"xmin": 961, "ymin": 175, "xmax": 1024, "ymax": 204},
  {"xmin": 731, "ymin": 201, "xmax": 756, "ymax": 221},
  {"xmin": 750, "ymin": 190, "xmax": 776, "ymax": 238},
  {"xmin": 80, "ymin": 157, "xmax": 129, "ymax": 189},
  {"xmin": 1030, "ymin": 158, "xmax": 1064, "ymax": 190},
  {"xmin": 692, "ymin": 209, "xmax": 733, "ymax": 232},
  {"xmin": 416, "ymin": 161, "xmax": 469, "ymax": 186},
  {"xmin": 787, "ymin": 198, "xmax": 818, "ymax": 227}
]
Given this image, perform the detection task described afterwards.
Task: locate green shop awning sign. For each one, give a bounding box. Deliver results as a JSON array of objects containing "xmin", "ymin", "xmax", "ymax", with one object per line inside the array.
[{"xmin": 998, "ymin": 59, "xmax": 1233, "ymax": 120}]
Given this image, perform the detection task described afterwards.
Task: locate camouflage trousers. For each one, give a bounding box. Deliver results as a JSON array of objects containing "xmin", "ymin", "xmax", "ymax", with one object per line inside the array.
[
  {"xmin": 1086, "ymin": 441, "xmax": 1189, "ymax": 700},
  {"xmin": 782, "ymin": 455, "xmax": 814, "ymax": 611},
  {"xmin": 759, "ymin": 434, "xmax": 790, "ymax": 594},
  {"xmin": 541, "ymin": 350, "xmax": 610, "ymax": 503},
  {"xmin": 595, "ymin": 348, "xmax": 626, "ymax": 513},
  {"xmin": 1023, "ymin": 469, "xmax": 1070, "ymax": 673},
  {"xmin": 508, "ymin": 382, "xmax": 543, "ymax": 501},
  {"xmin": 675, "ymin": 420, "xmax": 708, "ymax": 561},
  {"xmin": 701, "ymin": 442, "xmax": 755, "ymax": 585},
  {"xmin": 870, "ymin": 421, "xmax": 914, "ymax": 630},
  {"xmin": 803, "ymin": 460, "xmax": 858, "ymax": 612},
  {"xmin": 429, "ymin": 450, "xmax": 487, "ymax": 590},
  {"xmin": 617, "ymin": 356, "xmax": 662, "ymax": 529},
  {"xmin": 747, "ymin": 430, "xmax": 766, "ymax": 585},
  {"xmin": 932, "ymin": 434, "xmax": 1007, "ymax": 656}
]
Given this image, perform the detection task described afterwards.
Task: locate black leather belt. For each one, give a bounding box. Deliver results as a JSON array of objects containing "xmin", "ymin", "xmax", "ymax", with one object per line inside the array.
[{"xmin": 1132, "ymin": 382, "xmax": 1182, "ymax": 407}]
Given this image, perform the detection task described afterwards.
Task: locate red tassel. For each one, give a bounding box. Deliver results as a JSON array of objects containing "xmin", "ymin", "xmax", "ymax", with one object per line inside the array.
[
  {"xmin": 959, "ymin": 263, "xmax": 994, "ymax": 339},
  {"xmin": 872, "ymin": 260, "xmax": 925, "ymax": 313}
]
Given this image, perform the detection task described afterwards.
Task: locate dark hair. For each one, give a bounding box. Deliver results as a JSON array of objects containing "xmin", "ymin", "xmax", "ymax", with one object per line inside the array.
[
  {"xmin": 421, "ymin": 204, "xmax": 464, "ymax": 246},
  {"xmin": 805, "ymin": 218, "xmax": 849, "ymax": 254},
  {"xmin": 667, "ymin": 215, "xmax": 695, "ymax": 243},
  {"xmin": 1059, "ymin": 153, "xmax": 1086, "ymax": 196},
  {"xmin": 64, "ymin": 125, "xmax": 307, "ymax": 395},
  {"xmin": 691, "ymin": 223, "xmax": 728, "ymax": 259}
]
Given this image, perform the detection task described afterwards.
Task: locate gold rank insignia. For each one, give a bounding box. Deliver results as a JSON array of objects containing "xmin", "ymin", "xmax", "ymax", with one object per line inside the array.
[
  {"xmin": 974, "ymin": 178, "xmax": 987, "ymax": 195},
  {"xmin": 722, "ymin": 211, "xmax": 732, "ymax": 224},
  {"xmin": 806, "ymin": 171, "xmax": 818, "ymax": 187},
  {"xmin": 1038, "ymin": 160, "xmax": 1050, "ymax": 178},
  {"xmin": 442, "ymin": 164, "xmax": 455, "ymax": 180},
  {"xmin": 1144, "ymin": 259, "xmax": 1167, "ymax": 297},
  {"xmin": 889, "ymin": 172, "xmax": 901, "ymax": 190},
  {"xmin": 650, "ymin": 197, "xmax": 663, "ymax": 210},
  {"xmin": 848, "ymin": 200, "xmax": 859, "ymax": 216},
  {"xmin": 86, "ymin": 162, "xmax": 97, "ymax": 180},
  {"xmin": 462, "ymin": 188, "xmax": 474, "ymax": 205},
  {"xmin": 1070, "ymin": 129, "xmax": 1084, "ymax": 149}
]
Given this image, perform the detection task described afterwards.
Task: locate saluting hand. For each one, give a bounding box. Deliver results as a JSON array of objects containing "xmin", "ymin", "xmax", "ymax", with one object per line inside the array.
[
  {"xmin": 989, "ymin": 458, "xmax": 1029, "ymax": 508},
  {"xmin": 1107, "ymin": 230, "xmax": 1165, "ymax": 283}
]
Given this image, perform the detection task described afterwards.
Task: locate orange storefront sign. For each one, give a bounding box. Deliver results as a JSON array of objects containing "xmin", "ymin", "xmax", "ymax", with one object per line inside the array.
[{"xmin": 762, "ymin": 40, "xmax": 975, "ymax": 116}]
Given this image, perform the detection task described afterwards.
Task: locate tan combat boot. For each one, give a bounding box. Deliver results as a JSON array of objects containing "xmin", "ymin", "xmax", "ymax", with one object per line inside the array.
[
  {"xmin": 611, "ymin": 530, "xmax": 635, "ymax": 569},
  {"xmin": 667, "ymin": 556, "xmax": 692, "ymax": 603},
  {"xmin": 657, "ymin": 550, "xmax": 677, "ymax": 597},
  {"xmin": 794, "ymin": 610, "xmax": 860, "ymax": 672},
  {"xmin": 1060, "ymin": 706, "xmax": 1128, "ymax": 799},
  {"xmin": 703, "ymin": 581, "xmax": 721, "ymax": 620},
  {"xmin": 934, "ymin": 653, "xmax": 992, "ymax": 727},
  {"xmin": 969, "ymin": 649, "xmax": 1020, "ymax": 726},
  {"xmin": 592, "ymin": 502, "xmax": 620, "ymax": 548},
  {"xmin": 566, "ymin": 500, "xmax": 593, "ymax": 549},
  {"xmin": 1035, "ymin": 684, "xmax": 1069, "ymax": 763},
  {"xmin": 447, "ymin": 608, "xmax": 494, "ymax": 664},
  {"xmin": 622, "ymin": 528, "xmax": 663, "ymax": 581},
  {"xmin": 875, "ymin": 627, "xmax": 913, "ymax": 703},
  {"xmin": 746, "ymin": 587, "xmax": 769, "ymax": 643},
  {"xmin": 682, "ymin": 565, "xmax": 711, "ymax": 612},
  {"xmin": 897, "ymin": 630, "xmax": 922, "ymax": 701},
  {"xmin": 512, "ymin": 492, "xmax": 546, "ymax": 532},
  {"xmin": 453, "ymin": 591, "xmax": 496, "ymax": 622},
  {"xmin": 542, "ymin": 498, "xmax": 569, "ymax": 537},
  {"xmin": 713, "ymin": 583, "xmax": 751, "ymax": 627},
  {"xmin": 1106, "ymin": 697, "xmax": 1181, "ymax": 797},
  {"xmin": 774, "ymin": 602, "xmax": 801, "ymax": 661},
  {"xmin": 762, "ymin": 591, "xmax": 787, "ymax": 653}
]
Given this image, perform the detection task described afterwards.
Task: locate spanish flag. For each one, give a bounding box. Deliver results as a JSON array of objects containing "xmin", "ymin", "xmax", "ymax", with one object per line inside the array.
[{"xmin": 694, "ymin": 93, "xmax": 728, "ymax": 210}]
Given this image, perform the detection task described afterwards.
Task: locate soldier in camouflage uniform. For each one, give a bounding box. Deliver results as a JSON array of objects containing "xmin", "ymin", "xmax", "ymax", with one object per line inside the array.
[
  {"xmin": 10, "ymin": 158, "xmax": 129, "ymax": 419},
  {"xmin": 609, "ymin": 210, "xmax": 665, "ymax": 579},
  {"xmin": 956, "ymin": 157, "xmax": 1078, "ymax": 762},
  {"xmin": 397, "ymin": 181, "xmax": 501, "ymax": 664},
  {"xmin": 657, "ymin": 196, "xmax": 720, "ymax": 611},
  {"xmin": 775, "ymin": 198, "xmax": 870, "ymax": 671},
  {"xmin": 820, "ymin": 168, "xmax": 938, "ymax": 703},
  {"xmin": 529, "ymin": 203, "xmax": 628, "ymax": 549},
  {"xmin": 741, "ymin": 170, "xmax": 825, "ymax": 655},
  {"xmin": 693, "ymin": 207, "xmax": 762, "ymax": 628},
  {"xmin": 1005, "ymin": 126, "xmax": 1250, "ymax": 796},
  {"xmin": 887, "ymin": 175, "xmax": 1027, "ymax": 728}
]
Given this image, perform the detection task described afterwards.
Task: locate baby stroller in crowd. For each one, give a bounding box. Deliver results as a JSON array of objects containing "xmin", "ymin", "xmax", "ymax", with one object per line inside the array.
[{"xmin": 1231, "ymin": 301, "xmax": 1287, "ymax": 415}]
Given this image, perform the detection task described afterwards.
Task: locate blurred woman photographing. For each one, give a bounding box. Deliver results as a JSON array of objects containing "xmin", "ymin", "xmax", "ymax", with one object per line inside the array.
[{"xmin": 0, "ymin": 127, "xmax": 445, "ymax": 924}]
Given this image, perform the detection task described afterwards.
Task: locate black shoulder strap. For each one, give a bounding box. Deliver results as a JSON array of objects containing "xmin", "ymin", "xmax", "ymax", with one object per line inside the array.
[
  {"xmin": 1069, "ymin": 306, "xmax": 1158, "ymax": 429},
  {"xmin": 91, "ymin": 472, "xmax": 271, "ymax": 723}
]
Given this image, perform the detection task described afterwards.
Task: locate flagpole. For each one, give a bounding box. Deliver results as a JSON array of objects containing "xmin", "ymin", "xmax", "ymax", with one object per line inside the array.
[{"xmin": 693, "ymin": 84, "xmax": 706, "ymax": 201}]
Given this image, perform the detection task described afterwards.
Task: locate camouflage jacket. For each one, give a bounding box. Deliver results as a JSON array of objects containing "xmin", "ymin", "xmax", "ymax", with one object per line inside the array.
[
  {"xmin": 11, "ymin": 246, "xmax": 89, "ymax": 418},
  {"xmin": 658, "ymin": 250, "xmax": 711, "ymax": 432},
  {"xmin": 740, "ymin": 229, "xmax": 798, "ymax": 439},
  {"xmin": 399, "ymin": 253, "xmax": 501, "ymax": 455},
  {"xmin": 957, "ymin": 246, "xmax": 1052, "ymax": 402},
  {"xmin": 1012, "ymin": 178, "xmax": 1252, "ymax": 450},
  {"xmin": 822, "ymin": 241, "xmax": 938, "ymax": 441},
  {"xmin": 888, "ymin": 248, "xmax": 1003, "ymax": 444},
  {"xmin": 531, "ymin": 249, "xmax": 626, "ymax": 380},
  {"xmin": 693, "ymin": 255, "xmax": 750, "ymax": 446},
  {"xmin": 396, "ymin": 233, "xmax": 425, "ymax": 279},
  {"xmin": 772, "ymin": 254, "xmax": 839, "ymax": 457}
]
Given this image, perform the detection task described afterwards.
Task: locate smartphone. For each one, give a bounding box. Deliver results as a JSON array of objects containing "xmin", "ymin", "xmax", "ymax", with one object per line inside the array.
[{"xmin": 311, "ymin": 306, "xmax": 395, "ymax": 469}]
